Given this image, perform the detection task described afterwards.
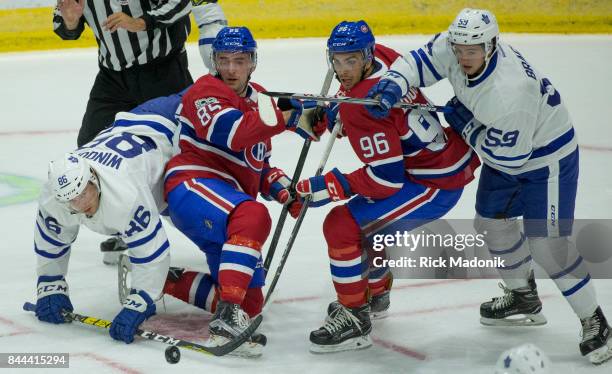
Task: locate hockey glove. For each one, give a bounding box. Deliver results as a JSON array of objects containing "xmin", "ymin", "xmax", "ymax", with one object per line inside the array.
[
  {"xmin": 286, "ymin": 99, "xmax": 326, "ymax": 141},
  {"xmin": 295, "ymin": 168, "xmax": 352, "ymax": 207},
  {"xmin": 261, "ymin": 169, "xmax": 292, "ymax": 205},
  {"xmin": 35, "ymin": 275, "xmax": 73, "ymax": 324},
  {"xmin": 110, "ymin": 289, "xmax": 156, "ymax": 344},
  {"xmin": 444, "ymin": 97, "xmax": 475, "ymax": 135},
  {"xmin": 365, "ymin": 79, "xmax": 403, "ymax": 119}
]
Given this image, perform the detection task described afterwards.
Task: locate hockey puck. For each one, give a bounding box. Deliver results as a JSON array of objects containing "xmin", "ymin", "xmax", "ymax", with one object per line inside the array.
[{"xmin": 165, "ymin": 346, "xmax": 180, "ymax": 364}]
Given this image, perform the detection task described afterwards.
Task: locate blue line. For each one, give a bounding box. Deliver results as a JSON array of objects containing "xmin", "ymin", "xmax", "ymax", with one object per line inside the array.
[
  {"xmin": 499, "ymin": 255, "xmax": 532, "ymax": 270},
  {"xmin": 551, "ymin": 256, "xmax": 584, "ymax": 280},
  {"xmin": 36, "ymin": 222, "xmax": 66, "ymax": 247},
  {"xmin": 531, "ymin": 128, "xmax": 575, "ymax": 159},
  {"xmin": 409, "ymin": 50, "xmax": 424, "ymax": 87},
  {"xmin": 489, "ymin": 234, "xmax": 526, "ymax": 255},
  {"xmin": 417, "ymin": 48, "xmax": 442, "ymax": 81},
  {"xmin": 480, "ymin": 145, "xmax": 532, "ymax": 162},
  {"xmin": 562, "ymin": 274, "xmax": 591, "ymax": 297},
  {"xmin": 34, "ymin": 243, "xmax": 70, "ymax": 259},
  {"xmin": 113, "ymin": 119, "xmax": 174, "ymax": 144},
  {"xmin": 129, "ymin": 240, "xmax": 170, "ymax": 264}
]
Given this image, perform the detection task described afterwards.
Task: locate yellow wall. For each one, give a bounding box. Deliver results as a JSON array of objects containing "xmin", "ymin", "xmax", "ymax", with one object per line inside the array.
[{"xmin": 1, "ymin": 0, "xmax": 610, "ymax": 53}]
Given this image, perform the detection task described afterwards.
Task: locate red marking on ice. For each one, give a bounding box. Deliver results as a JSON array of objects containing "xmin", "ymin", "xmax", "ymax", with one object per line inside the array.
[
  {"xmin": 580, "ymin": 144, "xmax": 612, "ymax": 153},
  {"xmin": 0, "ymin": 315, "xmax": 34, "ymax": 337},
  {"xmin": 272, "ymin": 295, "xmax": 321, "ymax": 304},
  {"xmin": 388, "ymin": 294, "xmax": 555, "ymax": 319},
  {"xmin": 272, "ymin": 279, "xmax": 472, "ymax": 304},
  {"xmin": 74, "ymin": 352, "xmax": 143, "ymax": 374},
  {"xmin": 372, "ymin": 336, "xmax": 427, "ymax": 361},
  {"xmin": 141, "ymin": 313, "xmax": 210, "ymax": 342},
  {"xmin": 393, "ymin": 279, "xmax": 471, "ymax": 290}
]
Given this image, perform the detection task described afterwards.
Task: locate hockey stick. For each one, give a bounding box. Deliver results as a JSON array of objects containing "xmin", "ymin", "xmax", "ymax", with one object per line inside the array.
[
  {"xmin": 263, "ymin": 68, "xmax": 336, "ymax": 275},
  {"xmin": 262, "ymin": 92, "xmax": 453, "ymax": 113},
  {"xmin": 264, "ymin": 119, "xmax": 344, "ymax": 306},
  {"xmin": 23, "ymin": 302, "xmax": 262, "ymax": 357}
]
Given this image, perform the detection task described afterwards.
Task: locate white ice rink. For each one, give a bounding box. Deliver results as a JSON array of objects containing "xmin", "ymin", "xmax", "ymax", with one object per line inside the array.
[{"xmin": 0, "ymin": 35, "xmax": 611, "ymax": 373}]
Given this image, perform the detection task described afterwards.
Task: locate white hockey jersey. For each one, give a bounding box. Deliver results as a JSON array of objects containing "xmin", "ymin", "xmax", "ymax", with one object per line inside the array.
[
  {"xmin": 384, "ymin": 32, "xmax": 577, "ymax": 175},
  {"xmin": 34, "ymin": 95, "xmax": 180, "ymax": 300}
]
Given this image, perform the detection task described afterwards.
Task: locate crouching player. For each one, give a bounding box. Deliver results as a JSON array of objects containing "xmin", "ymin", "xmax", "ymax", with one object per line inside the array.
[
  {"xmin": 294, "ymin": 21, "xmax": 480, "ymax": 353},
  {"xmin": 33, "ymin": 93, "xmax": 182, "ymax": 344}
]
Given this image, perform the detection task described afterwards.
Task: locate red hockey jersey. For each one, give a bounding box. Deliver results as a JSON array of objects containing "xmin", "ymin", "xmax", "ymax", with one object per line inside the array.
[
  {"xmin": 337, "ymin": 44, "xmax": 480, "ymax": 199},
  {"xmin": 165, "ymin": 74, "xmax": 286, "ymax": 199}
]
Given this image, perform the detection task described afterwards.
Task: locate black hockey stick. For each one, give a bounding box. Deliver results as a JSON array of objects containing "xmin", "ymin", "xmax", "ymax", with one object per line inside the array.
[
  {"xmin": 262, "ymin": 92, "xmax": 453, "ymax": 113},
  {"xmin": 263, "ymin": 68, "xmax": 336, "ymax": 275},
  {"xmin": 264, "ymin": 119, "xmax": 344, "ymax": 306},
  {"xmin": 23, "ymin": 302, "xmax": 261, "ymax": 357}
]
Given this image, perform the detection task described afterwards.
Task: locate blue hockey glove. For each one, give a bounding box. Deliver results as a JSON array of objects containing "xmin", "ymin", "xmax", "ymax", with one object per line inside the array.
[
  {"xmin": 35, "ymin": 275, "xmax": 73, "ymax": 324},
  {"xmin": 286, "ymin": 99, "xmax": 325, "ymax": 141},
  {"xmin": 295, "ymin": 168, "xmax": 352, "ymax": 207},
  {"xmin": 444, "ymin": 96, "xmax": 475, "ymax": 135},
  {"xmin": 365, "ymin": 79, "xmax": 402, "ymax": 119},
  {"xmin": 110, "ymin": 289, "xmax": 156, "ymax": 344}
]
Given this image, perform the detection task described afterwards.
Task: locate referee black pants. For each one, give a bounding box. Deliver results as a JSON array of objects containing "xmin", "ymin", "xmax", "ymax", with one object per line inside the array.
[{"xmin": 77, "ymin": 50, "xmax": 193, "ymax": 146}]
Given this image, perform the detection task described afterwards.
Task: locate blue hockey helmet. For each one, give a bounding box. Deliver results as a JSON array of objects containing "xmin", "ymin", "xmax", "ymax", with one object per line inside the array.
[
  {"xmin": 327, "ymin": 20, "xmax": 375, "ymax": 64},
  {"xmin": 211, "ymin": 26, "xmax": 258, "ymax": 67}
]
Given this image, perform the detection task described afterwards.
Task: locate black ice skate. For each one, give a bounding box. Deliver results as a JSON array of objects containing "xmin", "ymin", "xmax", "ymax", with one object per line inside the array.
[
  {"xmin": 580, "ymin": 306, "xmax": 612, "ymax": 365},
  {"xmin": 100, "ymin": 237, "xmax": 127, "ymax": 265},
  {"xmin": 208, "ymin": 300, "xmax": 265, "ymax": 358},
  {"xmin": 480, "ymin": 274, "xmax": 547, "ymax": 326},
  {"xmin": 327, "ymin": 291, "xmax": 390, "ymax": 321},
  {"xmin": 311, "ymin": 304, "xmax": 372, "ymax": 353}
]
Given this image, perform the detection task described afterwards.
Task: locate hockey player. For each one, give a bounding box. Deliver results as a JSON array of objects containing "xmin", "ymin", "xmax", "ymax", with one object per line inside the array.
[
  {"xmin": 293, "ymin": 20, "xmax": 480, "ymax": 353},
  {"xmin": 162, "ymin": 26, "xmax": 311, "ymax": 356},
  {"xmin": 192, "ymin": 0, "xmax": 228, "ymax": 73},
  {"xmin": 33, "ymin": 93, "xmax": 181, "ymax": 344},
  {"xmin": 364, "ymin": 8, "xmax": 611, "ymax": 364},
  {"xmin": 100, "ymin": 0, "xmax": 228, "ymax": 260}
]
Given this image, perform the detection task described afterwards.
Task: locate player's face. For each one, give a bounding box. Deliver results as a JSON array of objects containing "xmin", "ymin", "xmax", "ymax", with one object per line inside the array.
[
  {"xmin": 68, "ymin": 182, "xmax": 99, "ymax": 216},
  {"xmin": 451, "ymin": 44, "xmax": 486, "ymax": 76},
  {"xmin": 331, "ymin": 51, "xmax": 369, "ymax": 90},
  {"xmin": 214, "ymin": 52, "xmax": 255, "ymax": 96}
]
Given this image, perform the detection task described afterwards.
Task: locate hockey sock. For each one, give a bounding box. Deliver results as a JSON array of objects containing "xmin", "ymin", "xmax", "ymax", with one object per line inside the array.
[
  {"xmin": 324, "ymin": 205, "xmax": 368, "ymax": 308},
  {"xmin": 476, "ymin": 215, "xmax": 532, "ymax": 289},
  {"xmin": 366, "ymin": 246, "xmax": 392, "ymax": 296},
  {"xmin": 163, "ymin": 271, "xmax": 219, "ymax": 312},
  {"xmin": 219, "ymin": 201, "xmax": 271, "ymax": 305},
  {"xmin": 241, "ymin": 288, "xmax": 264, "ymax": 318},
  {"xmin": 368, "ymin": 267, "xmax": 392, "ymax": 297},
  {"xmin": 530, "ymin": 237, "xmax": 598, "ymax": 319}
]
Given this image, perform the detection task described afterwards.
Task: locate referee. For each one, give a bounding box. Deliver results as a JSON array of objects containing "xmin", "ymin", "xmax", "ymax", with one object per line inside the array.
[{"xmin": 53, "ymin": 0, "xmax": 194, "ymax": 146}]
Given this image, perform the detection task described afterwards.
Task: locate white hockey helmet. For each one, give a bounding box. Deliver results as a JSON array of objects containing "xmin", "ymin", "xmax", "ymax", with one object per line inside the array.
[
  {"xmin": 494, "ymin": 344, "xmax": 551, "ymax": 374},
  {"xmin": 448, "ymin": 8, "xmax": 499, "ymax": 56},
  {"xmin": 48, "ymin": 153, "xmax": 95, "ymax": 203}
]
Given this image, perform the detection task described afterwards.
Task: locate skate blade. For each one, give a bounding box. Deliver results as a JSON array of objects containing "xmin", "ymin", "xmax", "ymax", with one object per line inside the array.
[
  {"xmin": 310, "ymin": 335, "xmax": 372, "ymax": 354},
  {"xmin": 588, "ymin": 340, "xmax": 612, "ymax": 365},
  {"xmin": 480, "ymin": 313, "xmax": 547, "ymax": 327},
  {"xmin": 205, "ymin": 335, "xmax": 263, "ymax": 358}
]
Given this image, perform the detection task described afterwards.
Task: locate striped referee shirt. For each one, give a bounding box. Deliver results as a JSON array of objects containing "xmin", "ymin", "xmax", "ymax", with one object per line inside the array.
[{"xmin": 53, "ymin": 0, "xmax": 192, "ymax": 71}]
